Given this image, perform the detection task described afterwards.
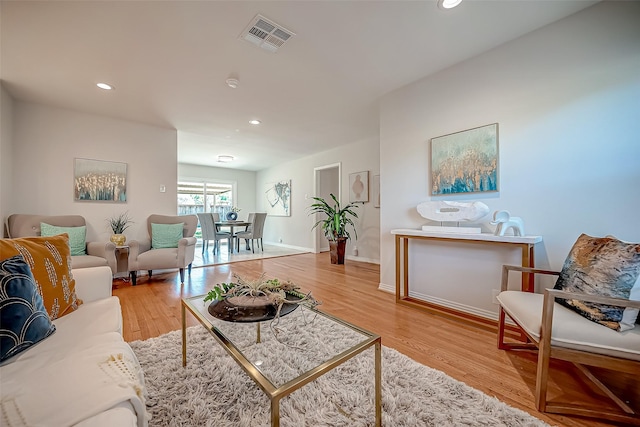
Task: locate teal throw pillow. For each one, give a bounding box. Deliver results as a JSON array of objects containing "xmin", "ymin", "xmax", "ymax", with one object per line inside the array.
[
  {"xmin": 40, "ymin": 223, "xmax": 87, "ymax": 256},
  {"xmin": 151, "ymin": 223, "xmax": 184, "ymax": 249},
  {"xmin": 0, "ymin": 255, "xmax": 56, "ymax": 362}
]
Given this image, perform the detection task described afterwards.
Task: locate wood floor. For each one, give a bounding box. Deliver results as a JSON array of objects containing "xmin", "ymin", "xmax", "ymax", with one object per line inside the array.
[{"xmin": 113, "ymin": 253, "xmax": 638, "ymax": 427}]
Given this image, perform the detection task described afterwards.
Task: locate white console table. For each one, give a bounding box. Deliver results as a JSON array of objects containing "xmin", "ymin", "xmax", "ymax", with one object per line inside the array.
[{"xmin": 391, "ymin": 229, "xmax": 543, "ymax": 325}]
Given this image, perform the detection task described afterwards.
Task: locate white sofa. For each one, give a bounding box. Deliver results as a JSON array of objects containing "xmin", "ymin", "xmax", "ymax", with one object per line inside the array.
[{"xmin": 0, "ymin": 266, "xmax": 148, "ymax": 427}]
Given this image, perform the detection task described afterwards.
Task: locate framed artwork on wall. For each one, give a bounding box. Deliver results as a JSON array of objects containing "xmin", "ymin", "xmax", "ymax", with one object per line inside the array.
[
  {"xmin": 264, "ymin": 180, "xmax": 291, "ymax": 216},
  {"xmin": 430, "ymin": 123, "xmax": 499, "ymax": 195},
  {"xmin": 372, "ymin": 174, "xmax": 380, "ymax": 208},
  {"xmin": 349, "ymin": 171, "xmax": 369, "ymax": 203},
  {"xmin": 74, "ymin": 158, "xmax": 127, "ymax": 202}
]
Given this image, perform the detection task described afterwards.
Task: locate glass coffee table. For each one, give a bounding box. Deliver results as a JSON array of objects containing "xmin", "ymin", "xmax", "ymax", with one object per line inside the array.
[{"xmin": 181, "ymin": 295, "xmax": 382, "ymax": 427}]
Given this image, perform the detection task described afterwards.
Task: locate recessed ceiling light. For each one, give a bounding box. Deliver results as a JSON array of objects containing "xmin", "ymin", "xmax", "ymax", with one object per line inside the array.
[
  {"xmin": 249, "ymin": 119, "xmax": 261, "ymax": 125},
  {"xmin": 437, "ymin": 0, "xmax": 462, "ymax": 9},
  {"xmin": 96, "ymin": 82, "xmax": 113, "ymax": 90},
  {"xmin": 226, "ymin": 78, "xmax": 239, "ymax": 89},
  {"xmin": 218, "ymin": 155, "xmax": 234, "ymax": 163}
]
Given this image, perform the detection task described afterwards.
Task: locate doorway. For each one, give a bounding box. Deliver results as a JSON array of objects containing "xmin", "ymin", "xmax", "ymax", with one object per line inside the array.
[{"xmin": 313, "ymin": 163, "xmax": 341, "ymax": 253}]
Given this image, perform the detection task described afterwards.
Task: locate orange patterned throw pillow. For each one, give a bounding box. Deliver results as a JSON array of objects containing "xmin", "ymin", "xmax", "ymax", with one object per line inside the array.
[{"xmin": 0, "ymin": 235, "xmax": 79, "ymax": 320}]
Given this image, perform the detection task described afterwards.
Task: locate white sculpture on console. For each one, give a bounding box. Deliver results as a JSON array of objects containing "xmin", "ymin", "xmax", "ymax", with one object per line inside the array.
[
  {"xmin": 417, "ymin": 201, "xmax": 490, "ymax": 223},
  {"xmin": 491, "ymin": 210, "xmax": 525, "ymax": 236},
  {"xmin": 416, "ymin": 201, "xmax": 490, "ymax": 234}
]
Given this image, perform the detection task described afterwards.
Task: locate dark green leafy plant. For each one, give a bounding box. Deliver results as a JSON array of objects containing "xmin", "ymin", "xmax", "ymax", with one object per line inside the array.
[
  {"xmin": 204, "ymin": 282, "xmax": 236, "ymax": 303},
  {"xmin": 309, "ymin": 193, "xmax": 358, "ymax": 241},
  {"xmin": 108, "ymin": 212, "xmax": 133, "ymax": 234}
]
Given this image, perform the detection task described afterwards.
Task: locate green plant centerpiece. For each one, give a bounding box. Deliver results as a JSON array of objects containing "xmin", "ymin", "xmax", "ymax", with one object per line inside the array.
[
  {"xmin": 204, "ymin": 273, "xmax": 320, "ymax": 323},
  {"xmin": 107, "ymin": 212, "xmax": 133, "ymax": 246},
  {"xmin": 309, "ymin": 193, "xmax": 358, "ymax": 264}
]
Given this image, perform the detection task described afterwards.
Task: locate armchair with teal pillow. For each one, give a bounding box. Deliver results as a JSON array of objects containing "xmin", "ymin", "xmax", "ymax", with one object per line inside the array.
[
  {"xmin": 5, "ymin": 214, "xmax": 117, "ymax": 274},
  {"xmin": 127, "ymin": 214, "xmax": 198, "ymax": 286}
]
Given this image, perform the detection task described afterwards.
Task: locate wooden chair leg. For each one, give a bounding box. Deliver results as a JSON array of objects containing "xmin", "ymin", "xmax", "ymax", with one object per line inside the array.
[
  {"xmin": 179, "ymin": 268, "xmax": 185, "ymax": 283},
  {"xmin": 535, "ymin": 343, "xmax": 551, "ymax": 412},
  {"xmin": 497, "ymin": 307, "xmax": 507, "ymax": 350},
  {"xmin": 148, "ymin": 270, "xmax": 152, "ymax": 278},
  {"xmin": 130, "ymin": 271, "xmax": 137, "ymax": 286},
  {"xmin": 536, "ymin": 291, "xmax": 556, "ymax": 412}
]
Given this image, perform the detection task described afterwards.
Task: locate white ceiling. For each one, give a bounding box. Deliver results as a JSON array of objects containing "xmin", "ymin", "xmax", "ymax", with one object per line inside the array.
[{"xmin": 1, "ymin": 1, "xmax": 598, "ymax": 171}]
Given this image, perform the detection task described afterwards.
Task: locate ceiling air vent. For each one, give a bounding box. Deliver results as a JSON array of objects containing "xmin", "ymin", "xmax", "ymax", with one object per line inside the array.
[{"xmin": 240, "ymin": 14, "xmax": 295, "ymax": 53}]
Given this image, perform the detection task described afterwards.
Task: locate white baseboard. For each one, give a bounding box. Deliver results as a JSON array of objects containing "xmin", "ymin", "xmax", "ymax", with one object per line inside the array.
[
  {"xmin": 345, "ymin": 255, "xmax": 380, "ymax": 264},
  {"xmin": 376, "ymin": 284, "xmax": 501, "ymax": 322},
  {"xmin": 378, "ymin": 282, "xmax": 395, "ymax": 294},
  {"xmin": 408, "ymin": 290, "xmax": 498, "ymax": 321},
  {"xmin": 263, "ymin": 241, "xmax": 313, "ymax": 253}
]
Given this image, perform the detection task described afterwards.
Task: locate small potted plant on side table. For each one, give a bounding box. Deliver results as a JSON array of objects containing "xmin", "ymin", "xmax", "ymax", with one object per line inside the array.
[
  {"xmin": 108, "ymin": 212, "xmax": 133, "ymax": 246},
  {"xmin": 309, "ymin": 193, "xmax": 358, "ymax": 264}
]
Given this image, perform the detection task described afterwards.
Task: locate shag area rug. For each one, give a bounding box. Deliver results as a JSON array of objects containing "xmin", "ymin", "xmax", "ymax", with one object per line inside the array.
[{"xmin": 130, "ymin": 320, "xmax": 549, "ymax": 427}]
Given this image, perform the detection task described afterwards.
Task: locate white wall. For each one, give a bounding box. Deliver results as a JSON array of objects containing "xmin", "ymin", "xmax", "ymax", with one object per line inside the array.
[
  {"xmin": 257, "ymin": 136, "xmax": 380, "ymax": 262},
  {"xmin": 379, "ymin": 1, "xmax": 640, "ymax": 318},
  {"xmin": 0, "ymin": 84, "xmax": 14, "ymax": 233},
  {"xmin": 10, "ymin": 101, "xmax": 178, "ymax": 242},
  {"xmin": 177, "ymin": 163, "xmax": 257, "ymax": 218},
  {"xmin": 317, "ymin": 166, "xmax": 340, "ymax": 252}
]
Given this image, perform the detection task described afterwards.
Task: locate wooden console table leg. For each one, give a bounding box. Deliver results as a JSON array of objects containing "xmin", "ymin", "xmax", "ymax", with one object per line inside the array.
[
  {"xmin": 403, "ymin": 237, "xmax": 409, "ymax": 298},
  {"xmin": 521, "ymin": 243, "xmax": 535, "ymax": 292},
  {"xmin": 395, "ymin": 234, "xmax": 401, "ymax": 302}
]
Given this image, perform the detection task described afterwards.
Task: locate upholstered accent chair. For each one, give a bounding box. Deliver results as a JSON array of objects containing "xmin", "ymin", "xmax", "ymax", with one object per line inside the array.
[
  {"xmin": 497, "ymin": 264, "xmax": 640, "ymax": 425},
  {"xmin": 235, "ymin": 212, "xmax": 267, "ymax": 253},
  {"xmin": 5, "ymin": 214, "xmax": 117, "ymax": 274},
  {"xmin": 127, "ymin": 214, "xmax": 198, "ymax": 286},
  {"xmin": 197, "ymin": 213, "xmax": 231, "ymax": 255}
]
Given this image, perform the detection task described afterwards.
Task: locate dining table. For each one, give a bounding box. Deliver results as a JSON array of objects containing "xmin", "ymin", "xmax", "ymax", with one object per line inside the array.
[{"xmin": 215, "ymin": 220, "xmax": 251, "ymax": 253}]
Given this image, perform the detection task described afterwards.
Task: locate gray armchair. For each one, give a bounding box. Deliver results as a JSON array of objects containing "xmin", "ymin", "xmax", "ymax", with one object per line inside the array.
[
  {"xmin": 5, "ymin": 214, "xmax": 117, "ymax": 274},
  {"xmin": 127, "ymin": 214, "xmax": 198, "ymax": 286}
]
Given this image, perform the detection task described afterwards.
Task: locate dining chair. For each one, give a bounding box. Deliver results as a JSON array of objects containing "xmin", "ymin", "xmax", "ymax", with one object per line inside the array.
[
  {"xmin": 235, "ymin": 212, "xmax": 267, "ymax": 253},
  {"xmin": 198, "ymin": 213, "xmax": 231, "ymax": 255}
]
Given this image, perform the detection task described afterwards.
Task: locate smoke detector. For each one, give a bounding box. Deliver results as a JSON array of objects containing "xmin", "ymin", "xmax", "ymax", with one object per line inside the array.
[{"xmin": 240, "ymin": 14, "xmax": 295, "ymax": 53}]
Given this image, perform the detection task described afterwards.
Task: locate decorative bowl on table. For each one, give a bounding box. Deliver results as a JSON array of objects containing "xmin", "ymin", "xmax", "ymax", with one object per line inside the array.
[{"xmin": 207, "ymin": 294, "xmax": 302, "ymax": 322}]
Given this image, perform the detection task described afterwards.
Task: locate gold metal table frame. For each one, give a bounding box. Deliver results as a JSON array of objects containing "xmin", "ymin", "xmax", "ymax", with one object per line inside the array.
[{"xmin": 181, "ymin": 296, "xmax": 382, "ymax": 427}]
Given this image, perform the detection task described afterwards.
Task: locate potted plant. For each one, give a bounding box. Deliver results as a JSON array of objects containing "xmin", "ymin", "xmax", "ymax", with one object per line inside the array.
[
  {"xmin": 309, "ymin": 193, "xmax": 358, "ymax": 264},
  {"xmin": 108, "ymin": 212, "xmax": 133, "ymax": 246}
]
